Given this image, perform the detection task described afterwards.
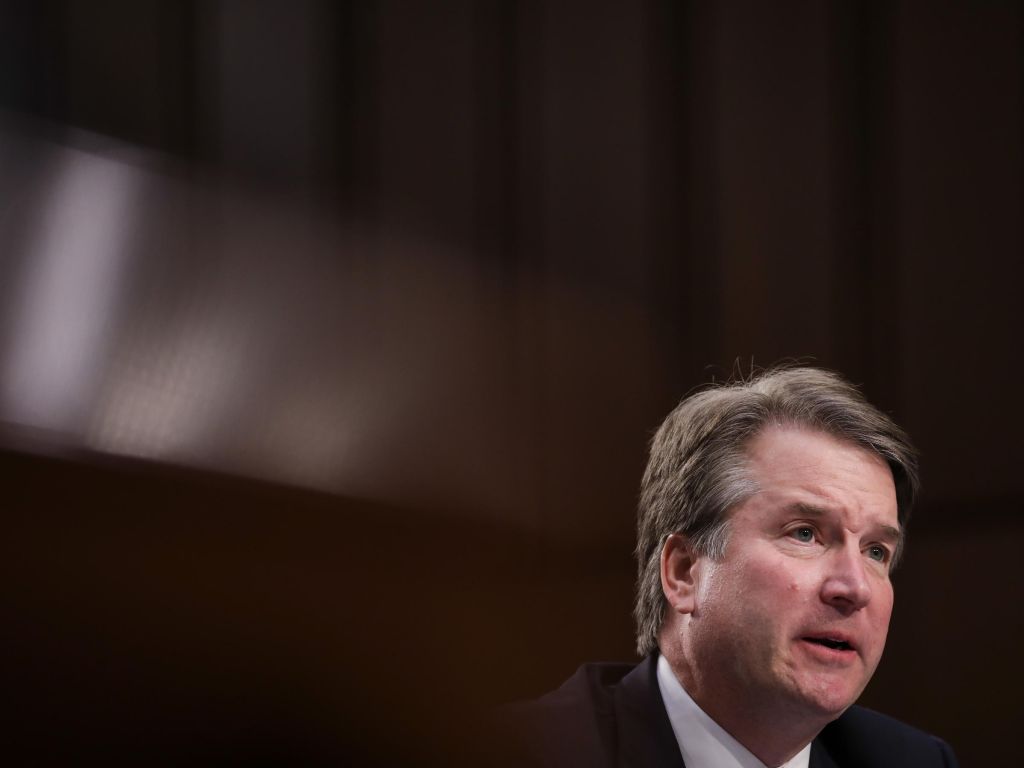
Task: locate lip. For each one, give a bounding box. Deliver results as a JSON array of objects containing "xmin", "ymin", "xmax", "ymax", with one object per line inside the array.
[
  {"xmin": 801, "ymin": 631, "xmax": 857, "ymax": 652},
  {"xmin": 798, "ymin": 634, "xmax": 859, "ymax": 665}
]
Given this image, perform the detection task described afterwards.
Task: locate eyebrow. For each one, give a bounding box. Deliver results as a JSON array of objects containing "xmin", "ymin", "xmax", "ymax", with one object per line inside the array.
[{"xmin": 787, "ymin": 502, "xmax": 904, "ymax": 548}]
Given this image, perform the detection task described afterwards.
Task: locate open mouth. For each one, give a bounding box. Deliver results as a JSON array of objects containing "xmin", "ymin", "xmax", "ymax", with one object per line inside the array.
[{"xmin": 803, "ymin": 637, "xmax": 854, "ymax": 651}]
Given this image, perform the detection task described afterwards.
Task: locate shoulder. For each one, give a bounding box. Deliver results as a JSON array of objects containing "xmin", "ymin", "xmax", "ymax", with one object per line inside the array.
[
  {"xmin": 816, "ymin": 705, "xmax": 959, "ymax": 767},
  {"xmin": 497, "ymin": 662, "xmax": 638, "ymax": 767},
  {"xmin": 515, "ymin": 661, "xmax": 637, "ymax": 715}
]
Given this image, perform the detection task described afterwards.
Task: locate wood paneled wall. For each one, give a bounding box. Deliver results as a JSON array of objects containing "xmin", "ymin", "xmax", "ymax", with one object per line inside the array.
[{"xmin": 0, "ymin": 1, "xmax": 1021, "ymax": 763}]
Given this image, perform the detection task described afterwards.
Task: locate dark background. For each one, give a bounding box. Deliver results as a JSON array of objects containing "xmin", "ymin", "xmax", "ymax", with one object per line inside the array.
[{"xmin": 0, "ymin": 1, "xmax": 1021, "ymax": 764}]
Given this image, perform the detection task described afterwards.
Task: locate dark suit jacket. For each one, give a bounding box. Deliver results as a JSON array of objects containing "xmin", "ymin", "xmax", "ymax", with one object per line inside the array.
[{"xmin": 503, "ymin": 654, "xmax": 958, "ymax": 768}]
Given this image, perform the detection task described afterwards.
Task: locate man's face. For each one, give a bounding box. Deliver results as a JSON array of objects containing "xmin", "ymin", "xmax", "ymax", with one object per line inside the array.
[{"xmin": 684, "ymin": 425, "xmax": 899, "ymax": 721}]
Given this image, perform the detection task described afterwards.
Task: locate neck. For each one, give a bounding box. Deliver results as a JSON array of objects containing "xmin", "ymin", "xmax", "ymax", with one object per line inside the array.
[{"xmin": 661, "ymin": 647, "xmax": 826, "ymax": 766}]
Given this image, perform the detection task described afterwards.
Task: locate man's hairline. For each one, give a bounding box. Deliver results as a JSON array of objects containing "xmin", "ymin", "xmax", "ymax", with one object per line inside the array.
[{"xmin": 679, "ymin": 422, "xmax": 907, "ymax": 563}]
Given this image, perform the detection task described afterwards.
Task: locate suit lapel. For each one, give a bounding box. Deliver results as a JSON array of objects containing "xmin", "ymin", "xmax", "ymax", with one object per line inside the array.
[
  {"xmin": 613, "ymin": 654, "xmax": 686, "ymax": 768},
  {"xmin": 809, "ymin": 739, "xmax": 840, "ymax": 768},
  {"xmin": 612, "ymin": 655, "xmax": 844, "ymax": 768}
]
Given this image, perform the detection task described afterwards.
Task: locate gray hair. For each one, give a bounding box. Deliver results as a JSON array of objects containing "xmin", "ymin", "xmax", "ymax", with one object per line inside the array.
[{"xmin": 634, "ymin": 366, "xmax": 918, "ymax": 656}]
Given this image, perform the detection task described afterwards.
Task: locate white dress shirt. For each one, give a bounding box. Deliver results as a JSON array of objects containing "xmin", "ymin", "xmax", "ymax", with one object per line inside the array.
[{"xmin": 656, "ymin": 654, "xmax": 811, "ymax": 768}]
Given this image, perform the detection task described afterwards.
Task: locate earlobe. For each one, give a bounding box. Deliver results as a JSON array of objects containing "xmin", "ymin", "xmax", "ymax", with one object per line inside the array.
[{"xmin": 661, "ymin": 533, "xmax": 698, "ymax": 615}]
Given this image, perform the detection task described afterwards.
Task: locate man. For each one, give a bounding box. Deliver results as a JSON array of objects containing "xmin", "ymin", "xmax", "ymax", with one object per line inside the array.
[{"xmin": 505, "ymin": 367, "xmax": 957, "ymax": 767}]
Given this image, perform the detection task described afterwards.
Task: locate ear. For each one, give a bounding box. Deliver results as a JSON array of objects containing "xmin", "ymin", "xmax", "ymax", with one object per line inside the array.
[{"xmin": 660, "ymin": 533, "xmax": 699, "ymax": 615}]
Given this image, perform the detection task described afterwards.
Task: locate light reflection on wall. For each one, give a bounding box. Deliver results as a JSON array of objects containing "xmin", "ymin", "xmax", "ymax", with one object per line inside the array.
[
  {"xmin": 0, "ymin": 126, "xmax": 529, "ymax": 521},
  {"xmin": 0, "ymin": 122, "xmax": 657, "ymax": 535},
  {"xmin": 87, "ymin": 311, "xmax": 249, "ymax": 463},
  {"xmin": 1, "ymin": 142, "xmax": 139, "ymax": 434}
]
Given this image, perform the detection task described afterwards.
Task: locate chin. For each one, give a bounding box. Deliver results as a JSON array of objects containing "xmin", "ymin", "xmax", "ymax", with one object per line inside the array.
[
  {"xmin": 809, "ymin": 695, "xmax": 855, "ymax": 720},
  {"xmin": 796, "ymin": 681, "xmax": 862, "ymax": 720}
]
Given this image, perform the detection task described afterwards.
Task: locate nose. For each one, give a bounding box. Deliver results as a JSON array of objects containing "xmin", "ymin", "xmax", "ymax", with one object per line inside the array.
[{"xmin": 820, "ymin": 545, "xmax": 871, "ymax": 614}]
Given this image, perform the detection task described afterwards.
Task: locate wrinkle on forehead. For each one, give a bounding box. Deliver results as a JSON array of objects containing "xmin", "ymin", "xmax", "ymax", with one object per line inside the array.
[{"xmin": 742, "ymin": 425, "xmax": 899, "ymax": 525}]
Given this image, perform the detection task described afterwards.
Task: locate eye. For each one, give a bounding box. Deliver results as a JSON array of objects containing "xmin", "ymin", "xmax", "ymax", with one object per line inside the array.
[
  {"xmin": 790, "ymin": 526, "xmax": 815, "ymax": 543},
  {"xmin": 866, "ymin": 545, "xmax": 889, "ymax": 563}
]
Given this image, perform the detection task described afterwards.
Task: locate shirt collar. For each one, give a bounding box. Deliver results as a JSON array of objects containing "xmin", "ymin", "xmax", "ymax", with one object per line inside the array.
[{"xmin": 655, "ymin": 654, "xmax": 811, "ymax": 768}]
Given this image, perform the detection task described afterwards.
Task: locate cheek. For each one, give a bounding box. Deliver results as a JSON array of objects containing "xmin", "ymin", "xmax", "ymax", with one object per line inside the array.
[
  {"xmin": 740, "ymin": 554, "xmax": 810, "ymax": 600},
  {"xmin": 873, "ymin": 586, "xmax": 895, "ymax": 630},
  {"xmin": 696, "ymin": 553, "xmax": 815, "ymax": 628}
]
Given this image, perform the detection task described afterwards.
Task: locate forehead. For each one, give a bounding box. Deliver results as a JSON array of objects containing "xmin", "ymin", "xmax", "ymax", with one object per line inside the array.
[{"xmin": 740, "ymin": 425, "xmax": 898, "ymax": 522}]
